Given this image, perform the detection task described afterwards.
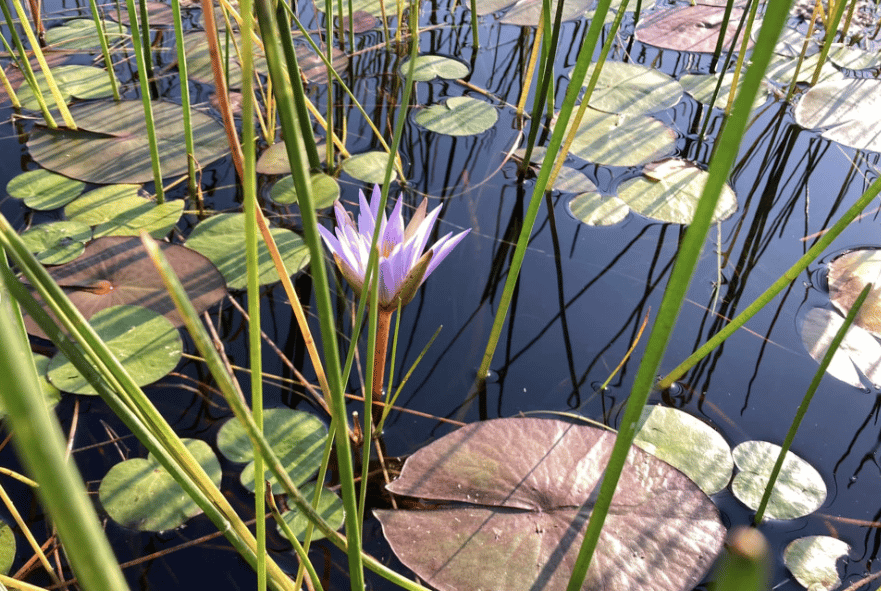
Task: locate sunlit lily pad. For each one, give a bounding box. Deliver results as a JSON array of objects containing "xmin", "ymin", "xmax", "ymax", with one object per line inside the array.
[
  {"xmin": 414, "ymin": 97, "xmax": 498, "ymax": 136},
  {"xmin": 65, "ymin": 185, "xmax": 184, "ymax": 238},
  {"xmin": 45, "ymin": 18, "xmax": 128, "ymax": 50},
  {"xmin": 800, "ymin": 307, "xmax": 881, "ymax": 389},
  {"xmin": 47, "ymin": 305, "xmax": 182, "ymax": 395},
  {"xmin": 579, "ymin": 62, "xmax": 683, "ymax": 117},
  {"xmin": 28, "ymin": 100, "xmax": 229, "ymax": 184},
  {"xmin": 765, "ymin": 53, "xmax": 843, "ymax": 87},
  {"xmin": 22, "ymin": 236, "xmax": 227, "ymax": 340},
  {"xmin": 270, "ymin": 173, "xmax": 339, "ymax": 208},
  {"xmin": 634, "ymin": 6, "xmax": 746, "ymax": 53},
  {"xmin": 828, "ymin": 45, "xmax": 881, "ymax": 70},
  {"xmin": 216, "ymin": 408, "xmax": 327, "ymax": 494},
  {"xmin": 314, "ymin": 0, "xmax": 394, "ymax": 16},
  {"xmin": 794, "ymin": 78, "xmax": 881, "ymax": 154},
  {"xmin": 13, "ymin": 65, "xmax": 115, "ymax": 110},
  {"xmin": 827, "ymin": 249, "xmax": 881, "ymax": 337},
  {"xmin": 499, "ymin": 0, "xmax": 592, "ymax": 26},
  {"xmin": 550, "ymin": 166, "xmax": 596, "ymax": 193},
  {"xmin": 99, "ymin": 438, "xmax": 221, "ymax": 531},
  {"xmin": 401, "ymin": 55, "xmax": 469, "ymax": 81},
  {"xmin": 7, "ymin": 169, "xmax": 85, "ymax": 210},
  {"xmin": 564, "ymin": 108, "xmax": 677, "ymax": 167},
  {"xmin": 568, "ymin": 191, "xmax": 629, "ymax": 226},
  {"xmin": 277, "ymin": 482, "xmax": 344, "ymax": 542},
  {"xmin": 731, "ymin": 440, "xmax": 826, "ymax": 520},
  {"xmin": 0, "ymin": 523, "xmax": 14, "ymax": 575},
  {"xmin": 616, "ymin": 160, "xmax": 737, "ymax": 224},
  {"xmin": 185, "ymin": 213, "xmax": 310, "ymax": 289},
  {"xmin": 376, "ymin": 417, "xmax": 725, "ymax": 591},
  {"xmin": 20, "ymin": 221, "xmax": 91, "ymax": 264},
  {"xmin": 784, "ymin": 536, "xmax": 850, "ymax": 591},
  {"xmin": 680, "ymin": 72, "xmax": 770, "ymax": 110},
  {"xmin": 341, "ymin": 151, "xmax": 398, "ymax": 184},
  {"xmin": 183, "ymin": 31, "xmax": 267, "ymax": 89},
  {"xmin": 634, "ymin": 405, "xmax": 733, "ymax": 496}
]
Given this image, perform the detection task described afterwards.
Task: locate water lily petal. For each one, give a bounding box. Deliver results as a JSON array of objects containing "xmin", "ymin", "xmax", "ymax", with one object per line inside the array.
[
  {"xmin": 425, "ymin": 229, "xmax": 470, "ymax": 279},
  {"xmin": 383, "ymin": 198, "xmax": 405, "ymax": 256},
  {"xmin": 404, "ymin": 198, "xmax": 429, "ymax": 242},
  {"xmin": 358, "ymin": 188, "xmax": 376, "ymax": 238}
]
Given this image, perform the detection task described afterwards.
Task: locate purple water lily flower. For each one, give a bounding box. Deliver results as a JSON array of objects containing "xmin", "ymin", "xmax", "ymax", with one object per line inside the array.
[{"xmin": 318, "ymin": 185, "xmax": 469, "ymax": 311}]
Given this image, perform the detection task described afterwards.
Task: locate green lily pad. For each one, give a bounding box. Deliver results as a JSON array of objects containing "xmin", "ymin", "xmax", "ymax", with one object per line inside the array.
[
  {"xmin": 680, "ymin": 72, "xmax": 770, "ymax": 110},
  {"xmin": 216, "ymin": 408, "xmax": 327, "ymax": 494},
  {"xmin": 0, "ymin": 523, "xmax": 14, "ymax": 575},
  {"xmin": 634, "ymin": 6, "xmax": 746, "ymax": 53},
  {"xmin": 315, "ymin": 0, "xmax": 394, "ymax": 16},
  {"xmin": 28, "ymin": 100, "xmax": 229, "ymax": 185},
  {"xmin": 633, "ymin": 405, "xmax": 733, "ymax": 496},
  {"xmin": 828, "ymin": 45, "xmax": 881, "ymax": 70},
  {"xmin": 414, "ymin": 97, "xmax": 498, "ymax": 136},
  {"xmin": 47, "ymin": 305, "xmax": 183, "ymax": 395},
  {"xmin": 14, "ymin": 65, "xmax": 115, "ymax": 111},
  {"xmin": 400, "ymin": 55, "xmax": 469, "ymax": 82},
  {"xmin": 45, "ymin": 18, "xmax": 128, "ymax": 50},
  {"xmin": 800, "ymin": 307, "xmax": 881, "ymax": 389},
  {"xmin": 550, "ymin": 166, "xmax": 596, "ymax": 193},
  {"xmin": 185, "ymin": 213, "xmax": 310, "ymax": 289},
  {"xmin": 795, "ymin": 78, "xmax": 881, "ymax": 154},
  {"xmin": 183, "ymin": 31, "xmax": 267, "ymax": 89},
  {"xmin": 499, "ymin": 0, "xmax": 592, "ymax": 26},
  {"xmin": 784, "ymin": 536, "xmax": 850, "ymax": 591},
  {"xmin": 579, "ymin": 62, "xmax": 683, "ymax": 117},
  {"xmin": 826, "ymin": 249, "xmax": 881, "ymax": 338},
  {"xmin": 6, "ymin": 169, "xmax": 85, "ymax": 210},
  {"xmin": 270, "ymin": 173, "xmax": 339, "ymax": 208},
  {"xmin": 99, "ymin": 438, "xmax": 221, "ymax": 531},
  {"xmin": 277, "ymin": 482, "xmax": 344, "ymax": 542},
  {"xmin": 341, "ymin": 151, "xmax": 398, "ymax": 184},
  {"xmin": 20, "ymin": 221, "xmax": 91, "ymax": 265},
  {"xmin": 568, "ymin": 191, "xmax": 629, "ymax": 226},
  {"xmin": 731, "ymin": 440, "xmax": 826, "ymax": 520},
  {"xmin": 765, "ymin": 53, "xmax": 844, "ymax": 88},
  {"xmin": 564, "ymin": 108, "xmax": 677, "ymax": 167},
  {"xmin": 65, "ymin": 185, "xmax": 184, "ymax": 238},
  {"xmin": 616, "ymin": 160, "xmax": 737, "ymax": 224}
]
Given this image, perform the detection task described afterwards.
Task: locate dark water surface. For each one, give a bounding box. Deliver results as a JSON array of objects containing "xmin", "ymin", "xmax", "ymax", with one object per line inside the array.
[{"xmin": 2, "ymin": 0, "xmax": 881, "ymax": 589}]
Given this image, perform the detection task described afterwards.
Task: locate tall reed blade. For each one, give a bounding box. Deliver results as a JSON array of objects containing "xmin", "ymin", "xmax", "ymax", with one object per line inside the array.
[
  {"xmin": 87, "ymin": 0, "xmax": 121, "ymax": 100},
  {"xmin": 0, "ymin": 0, "xmax": 56, "ymax": 126}
]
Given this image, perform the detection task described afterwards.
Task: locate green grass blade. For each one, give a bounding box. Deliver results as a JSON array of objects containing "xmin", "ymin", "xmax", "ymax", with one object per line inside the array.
[
  {"xmin": 170, "ymin": 0, "xmax": 198, "ymax": 198},
  {"xmin": 87, "ymin": 0, "xmax": 121, "ymax": 100}
]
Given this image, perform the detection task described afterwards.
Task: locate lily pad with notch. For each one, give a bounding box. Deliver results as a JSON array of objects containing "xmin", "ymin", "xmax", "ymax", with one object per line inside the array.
[
  {"xmin": 564, "ymin": 108, "xmax": 677, "ymax": 167},
  {"xmin": 22, "ymin": 235, "xmax": 227, "ymax": 340},
  {"xmin": 99, "ymin": 438, "xmax": 221, "ymax": 531},
  {"xmin": 400, "ymin": 55, "xmax": 469, "ymax": 82},
  {"xmin": 47, "ymin": 305, "xmax": 183, "ymax": 395},
  {"xmin": 375, "ymin": 417, "xmax": 726, "ymax": 591},
  {"xmin": 45, "ymin": 18, "xmax": 129, "ymax": 51},
  {"xmin": 578, "ymin": 62, "xmax": 683, "ymax": 117},
  {"xmin": 27, "ymin": 100, "xmax": 229, "ymax": 185},
  {"xmin": 415, "ymin": 96, "xmax": 498, "ymax": 136},
  {"xmin": 7, "ymin": 169, "xmax": 85, "ymax": 211},
  {"xmin": 634, "ymin": 6, "xmax": 747, "ymax": 53},
  {"xmin": 795, "ymin": 78, "xmax": 881, "ymax": 154},
  {"xmin": 270, "ymin": 173, "xmax": 339, "ymax": 208},
  {"xmin": 185, "ymin": 213, "xmax": 310, "ymax": 290},
  {"xmin": 216, "ymin": 408, "xmax": 328, "ymax": 494},
  {"xmin": 64, "ymin": 184, "xmax": 184, "ymax": 238},
  {"xmin": 826, "ymin": 249, "xmax": 881, "ymax": 337},
  {"xmin": 800, "ymin": 307, "xmax": 881, "ymax": 389},
  {"xmin": 20, "ymin": 221, "xmax": 91, "ymax": 265},
  {"xmin": 784, "ymin": 535, "xmax": 850, "ymax": 591}
]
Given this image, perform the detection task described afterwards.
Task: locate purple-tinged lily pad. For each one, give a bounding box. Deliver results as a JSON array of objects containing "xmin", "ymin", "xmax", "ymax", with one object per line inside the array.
[
  {"xmin": 499, "ymin": 0, "xmax": 592, "ymax": 26},
  {"xmin": 375, "ymin": 417, "xmax": 725, "ymax": 591},
  {"xmin": 23, "ymin": 236, "xmax": 227, "ymax": 340},
  {"xmin": 635, "ymin": 6, "xmax": 747, "ymax": 53}
]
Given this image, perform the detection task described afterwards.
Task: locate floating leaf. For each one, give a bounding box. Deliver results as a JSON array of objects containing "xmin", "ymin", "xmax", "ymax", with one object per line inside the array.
[
  {"xmin": 0, "ymin": 523, "xmax": 14, "ymax": 575},
  {"xmin": 341, "ymin": 151, "xmax": 398, "ymax": 183},
  {"xmin": 340, "ymin": 10, "xmax": 378, "ymax": 33},
  {"xmin": 99, "ymin": 439, "xmax": 221, "ymax": 531},
  {"xmin": 183, "ymin": 31, "xmax": 267, "ymax": 89},
  {"xmin": 827, "ymin": 249, "xmax": 881, "ymax": 337},
  {"xmin": 277, "ymin": 483, "xmax": 344, "ymax": 542},
  {"xmin": 633, "ymin": 405, "xmax": 733, "ymax": 496},
  {"xmin": 784, "ymin": 536, "xmax": 850, "ymax": 591},
  {"xmin": 20, "ymin": 221, "xmax": 91, "ymax": 265},
  {"xmin": 109, "ymin": 1, "xmax": 175, "ymax": 26},
  {"xmin": 499, "ymin": 0, "xmax": 592, "ymax": 26},
  {"xmin": 296, "ymin": 44, "xmax": 348, "ymax": 85},
  {"xmin": 579, "ymin": 62, "xmax": 683, "ymax": 117},
  {"xmin": 28, "ymin": 100, "xmax": 229, "ymax": 184},
  {"xmin": 568, "ymin": 191, "xmax": 629, "ymax": 226},
  {"xmin": 315, "ymin": 0, "xmax": 394, "ymax": 16},
  {"xmin": 800, "ymin": 307, "xmax": 881, "ymax": 389},
  {"xmin": 45, "ymin": 19, "xmax": 128, "ymax": 50},
  {"xmin": 401, "ymin": 55, "xmax": 469, "ymax": 82},
  {"xmin": 6, "ymin": 169, "xmax": 85, "ymax": 210},
  {"xmin": 828, "ymin": 45, "xmax": 881, "ymax": 70},
  {"xmin": 22, "ymin": 236, "xmax": 227, "ymax": 340},
  {"xmin": 376, "ymin": 417, "xmax": 725, "ymax": 591},
  {"xmin": 414, "ymin": 97, "xmax": 498, "ymax": 136},
  {"xmin": 65, "ymin": 185, "xmax": 184, "ymax": 238},
  {"xmin": 475, "ymin": 0, "xmax": 516, "ymax": 15},
  {"xmin": 635, "ymin": 6, "xmax": 747, "ymax": 53},
  {"xmin": 216, "ymin": 408, "xmax": 327, "ymax": 493},
  {"xmin": 47, "ymin": 305, "xmax": 182, "ymax": 395},
  {"xmin": 680, "ymin": 72, "xmax": 770, "ymax": 110},
  {"xmin": 270, "ymin": 173, "xmax": 339, "ymax": 208},
  {"xmin": 185, "ymin": 213, "xmax": 310, "ymax": 289},
  {"xmin": 13, "ymin": 65, "xmax": 115, "ymax": 110},
  {"xmin": 564, "ymin": 108, "xmax": 677, "ymax": 167},
  {"xmin": 550, "ymin": 166, "xmax": 596, "ymax": 193},
  {"xmin": 616, "ymin": 160, "xmax": 737, "ymax": 224},
  {"xmin": 755, "ymin": 24, "xmax": 819, "ymax": 58},
  {"xmin": 731, "ymin": 440, "xmax": 826, "ymax": 520},
  {"xmin": 765, "ymin": 53, "xmax": 843, "ymax": 87},
  {"xmin": 795, "ymin": 78, "xmax": 881, "ymax": 154}
]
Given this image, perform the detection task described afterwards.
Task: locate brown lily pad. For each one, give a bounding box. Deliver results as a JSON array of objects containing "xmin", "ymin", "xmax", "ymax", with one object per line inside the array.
[
  {"xmin": 296, "ymin": 44, "xmax": 348, "ymax": 85},
  {"xmin": 23, "ymin": 236, "xmax": 227, "ymax": 340},
  {"xmin": 635, "ymin": 6, "xmax": 749, "ymax": 53}
]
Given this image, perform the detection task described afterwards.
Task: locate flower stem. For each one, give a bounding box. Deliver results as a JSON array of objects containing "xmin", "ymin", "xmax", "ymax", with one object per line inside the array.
[{"xmin": 372, "ymin": 308, "xmax": 394, "ymax": 411}]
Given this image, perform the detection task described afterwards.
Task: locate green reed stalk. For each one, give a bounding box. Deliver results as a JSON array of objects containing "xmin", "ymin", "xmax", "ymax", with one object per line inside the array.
[
  {"xmin": 754, "ymin": 284, "xmax": 871, "ymax": 524},
  {"xmin": 124, "ymin": 0, "xmax": 165, "ymax": 201},
  {"xmin": 0, "ymin": 61, "xmax": 20, "ymax": 109},
  {"xmin": 0, "ymin": 0, "xmax": 56, "ymax": 126},
  {"xmin": 479, "ymin": 0, "xmax": 616, "ymax": 383},
  {"xmin": 8, "ymin": 0, "xmax": 76, "ymax": 128},
  {"xmin": 811, "ymin": 0, "xmax": 848, "ymax": 86},
  {"xmin": 785, "ymin": 2, "xmax": 821, "ymax": 102},
  {"xmin": 169, "ymin": 0, "xmax": 197, "ymax": 198},
  {"xmin": 137, "ymin": 0, "xmax": 155, "ymax": 86},
  {"xmin": 564, "ymin": 5, "xmax": 793, "ymax": 589},
  {"xmin": 254, "ymin": 3, "xmax": 364, "ymax": 588},
  {"xmin": 469, "ymin": 0, "xmax": 478, "ymax": 49},
  {"xmin": 657, "ymin": 171, "xmax": 881, "ymax": 390},
  {"xmin": 0, "ymin": 217, "xmax": 296, "ymax": 591},
  {"xmin": 724, "ymin": 0, "xmax": 761, "ymax": 115},
  {"xmin": 0, "ymin": 258, "xmax": 131, "ymax": 591},
  {"xmin": 267, "ymin": 494, "xmax": 325, "ymax": 591},
  {"xmin": 87, "ymin": 0, "xmax": 121, "ymax": 100},
  {"xmin": 712, "ymin": 527, "xmax": 771, "ymax": 591},
  {"xmin": 708, "ymin": 0, "xmax": 736, "ymax": 73},
  {"xmin": 325, "ymin": 0, "xmax": 335, "ymax": 170}
]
